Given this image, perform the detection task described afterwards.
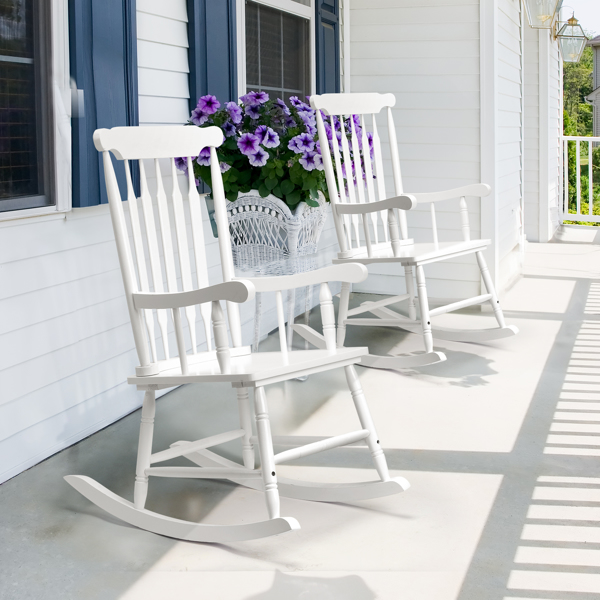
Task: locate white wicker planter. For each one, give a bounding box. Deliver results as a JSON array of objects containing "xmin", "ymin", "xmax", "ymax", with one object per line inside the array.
[{"xmin": 206, "ymin": 190, "xmax": 328, "ymax": 269}]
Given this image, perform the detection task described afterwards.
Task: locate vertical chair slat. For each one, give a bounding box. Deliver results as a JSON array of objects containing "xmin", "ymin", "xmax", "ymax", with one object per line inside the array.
[
  {"xmin": 275, "ymin": 290, "xmax": 289, "ymax": 364},
  {"xmin": 170, "ymin": 158, "xmax": 198, "ymax": 354},
  {"xmin": 154, "ymin": 159, "xmax": 178, "ymax": 292},
  {"xmin": 430, "ymin": 204, "xmax": 439, "ymax": 248},
  {"xmin": 211, "ymin": 300, "xmax": 231, "ymax": 374},
  {"xmin": 387, "ymin": 107, "xmax": 408, "ymax": 240},
  {"xmin": 139, "ymin": 159, "xmax": 170, "ymax": 359},
  {"xmin": 372, "ymin": 114, "xmax": 393, "ymax": 245},
  {"xmin": 339, "ymin": 117, "xmax": 361, "ymax": 246},
  {"xmin": 319, "ymin": 283, "xmax": 336, "ymax": 352},
  {"xmin": 360, "ymin": 114, "xmax": 380, "ymax": 244},
  {"xmin": 172, "ymin": 307, "xmax": 189, "ymax": 374},
  {"xmin": 459, "ymin": 196, "xmax": 471, "ymax": 241},
  {"xmin": 103, "ymin": 151, "xmax": 151, "ymax": 368},
  {"xmin": 210, "ymin": 147, "xmax": 242, "ymax": 347},
  {"xmin": 125, "ymin": 159, "xmax": 157, "ymax": 362},
  {"xmin": 349, "ymin": 117, "xmax": 372, "ymax": 256},
  {"xmin": 328, "ymin": 116, "xmax": 353, "ymax": 249},
  {"xmin": 315, "ymin": 111, "xmax": 349, "ymax": 255},
  {"xmin": 187, "ymin": 157, "xmax": 213, "ymax": 351}
]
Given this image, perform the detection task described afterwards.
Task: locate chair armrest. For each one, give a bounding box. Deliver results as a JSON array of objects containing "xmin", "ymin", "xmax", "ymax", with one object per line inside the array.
[
  {"xmin": 132, "ymin": 280, "xmax": 255, "ymax": 310},
  {"xmin": 236, "ymin": 263, "xmax": 368, "ymax": 293},
  {"xmin": 409, "ymin": 183, "xmax": 491, "ymax": 204},
  {"xmin": 335, "ymin": 194, "xmax": 416, "ymax": 215}
]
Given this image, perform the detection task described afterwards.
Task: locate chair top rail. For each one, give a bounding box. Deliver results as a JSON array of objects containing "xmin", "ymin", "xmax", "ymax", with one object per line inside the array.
[
  {"xmin": 311, "ymin": 93, "xmax": 395, "ymax": 116},
  {"xmin": 94, "ymin": 126, "xmax": 223, "ymax": 159}
]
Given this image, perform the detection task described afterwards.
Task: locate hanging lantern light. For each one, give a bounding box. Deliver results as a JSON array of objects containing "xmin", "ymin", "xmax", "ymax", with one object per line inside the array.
[
  {"xmin": 556, "ymin": 15, "xmax": 587, "ymax": 62},
  {"xmin": 524, "ymin": 0, "xmax": 561, "ymax": 29}
]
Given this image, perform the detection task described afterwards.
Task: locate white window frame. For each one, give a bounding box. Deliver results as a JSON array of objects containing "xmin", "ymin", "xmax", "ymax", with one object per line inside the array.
[
  {"xmin": 236, "ymin": 0, "xmax": 316, "ymax": 100},
  {"xmin": 0, "ymin": 0, "xmax": 71, "ymax": 223}
]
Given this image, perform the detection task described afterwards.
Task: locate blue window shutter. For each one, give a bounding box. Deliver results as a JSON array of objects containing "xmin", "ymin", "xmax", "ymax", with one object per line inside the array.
[
  {"xmin": 187, "ymin": 0, "xmax": 238, "ymax": 111},
  {"xmin": 316, "ymin": 0, "xmax": 340, "ymax": 94},
  {"xmin": 68, "ymin": 0, "xmax": 139, "ymax": 207}
]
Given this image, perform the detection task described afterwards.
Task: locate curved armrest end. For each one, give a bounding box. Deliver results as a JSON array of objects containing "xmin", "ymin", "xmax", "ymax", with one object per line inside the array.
[{"xmin": 133, "ymin": 280, "xmax": 255, "ymax": 310}]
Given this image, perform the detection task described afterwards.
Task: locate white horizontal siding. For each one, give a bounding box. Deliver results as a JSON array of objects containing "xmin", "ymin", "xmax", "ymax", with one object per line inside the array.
[
  {"xmin": 137, "ymin": 1, "xmax": 190, "ymax": 126},
  {"xmin": 350, "ymin": 0, "xmax": 481, "ymax": 299}
]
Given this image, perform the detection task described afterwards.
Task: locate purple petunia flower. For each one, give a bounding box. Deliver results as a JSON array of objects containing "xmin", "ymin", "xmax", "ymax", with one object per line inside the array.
[
  {"xmin": 299, "ymin": 150, "xmax": 322, "ymax": 172},
  {"xmin": 289, "ymin": 96, "xmax": 311, "ymax": 111},
  {"xmin": 226, "ymin": 101, "xmax": 242, "ymax": 124},
  {"xmin": 248, "ymin": 146, "xmax": 268, "ymax": 167},
  {"xmin": 298, "ymin": 110, "xmax": 316, "ymax": 126},
  {"xmin": 197, "ymin": 94, "xmax": 220, "ymax": 115},
  {"xmin": 237, "ymin": 132, "xmax": 260, "ymax": 156},
  {"xmin": 288, "ymin": 133, "xmax": 315, "ymax": 154},
  {"xmin": 245, "ymin": 104, "xmax": 261, "ymax": 119},
  {"xmin": 174, "ymin": 156, "xmax": 188, "ymax": 173},
  {"xmin": 254, "ymin": 125, "xmax": 268, "ymax": 142},
  {"xmin": 305, "ymin": 123, "xmax": 317, "ymax": 136},
  {"xmin": 274, "ymin": 98, "xmax": 291, "ymax": 115},
  {"xmin": 263, "ymin": 127, "xmax": 280, "ymax": 148},
  {"xmin": 240, "ymin": 90, "xmax": 269, "ymax": 106},
  {"xmin": 222, "ymin": 120, "xmax": 236, "ymax": 137},
  {"xmin": 196, "ymin": 147, "xmax": 211, "ymax": 166},
  {"xmin": 220, "ymin": 162, "xmax": 231, "ymax": 173},
  {"xmin": 191, "ymin": 107, "xmax": 208, "ymax": 126},
  {"xmin": 284, "ymin": 115, "xmax": 297, "ymax": 129}
]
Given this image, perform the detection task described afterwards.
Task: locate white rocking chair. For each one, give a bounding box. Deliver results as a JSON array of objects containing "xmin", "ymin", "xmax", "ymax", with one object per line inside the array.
[
  {"xmin": 64, "ymin": 125, "xmax": 409, "ymax": 543},
  {"xmin": 310, "ymin": 93, "xmax": 518, "ymax": 370}
]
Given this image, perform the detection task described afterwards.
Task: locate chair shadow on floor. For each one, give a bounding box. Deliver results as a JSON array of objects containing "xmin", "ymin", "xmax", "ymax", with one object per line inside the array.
[{"xmin": 245, "ymin": 571, "xmax": 376, "ymax": 600}]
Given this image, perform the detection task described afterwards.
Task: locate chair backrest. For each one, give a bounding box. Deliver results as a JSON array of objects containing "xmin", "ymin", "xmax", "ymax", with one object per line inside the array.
[
  {"xmin": 94, "ymin": 125, "xmax": 241, "ymax": 371},
  {"xmin": 311, "ymin": 93, "xmax": 409, "ymax": 258}
]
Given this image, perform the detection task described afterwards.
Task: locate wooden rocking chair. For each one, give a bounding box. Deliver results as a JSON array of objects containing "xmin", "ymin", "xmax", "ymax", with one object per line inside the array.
[
  {"xmin": 64, "ymin": 125, "xmax": 409, "ymax": 543},
  {"xmin": 310, "ymin": 93, "xmax": 518, "ymax": 370}
]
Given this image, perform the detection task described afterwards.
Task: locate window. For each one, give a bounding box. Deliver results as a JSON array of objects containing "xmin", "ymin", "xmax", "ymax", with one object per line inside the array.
[
  {"xmin": 239, "ymin": 0, "xmax": 314, "ymax": 102},
  {"xmin": 0, "ymin": 0, "xmax": 52, "ymax": 213}
]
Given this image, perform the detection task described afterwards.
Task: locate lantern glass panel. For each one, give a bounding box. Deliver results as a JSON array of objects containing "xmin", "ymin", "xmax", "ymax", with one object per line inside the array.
[
  {"xmin": 524, "ymin": 0, "xmax": 560, "ymax": 28},
  {"xmin": 558, "ymin": 35, "xmax": 587, "ymax": 62}
]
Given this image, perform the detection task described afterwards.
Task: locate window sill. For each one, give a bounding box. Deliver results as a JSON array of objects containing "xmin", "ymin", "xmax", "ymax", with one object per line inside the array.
[{"xmin": 0, "ymin": 205, "xmax": 71, "ymax": 228}]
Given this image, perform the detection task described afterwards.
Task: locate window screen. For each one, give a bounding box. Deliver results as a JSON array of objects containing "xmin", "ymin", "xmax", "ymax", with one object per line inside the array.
[
  {"xmin": 0, "ymin": 0, "xmax": 50, "ymax": 211},
  {"xmin": 245, "ymin": 1, "xmax": 310, "ymax": 103}
]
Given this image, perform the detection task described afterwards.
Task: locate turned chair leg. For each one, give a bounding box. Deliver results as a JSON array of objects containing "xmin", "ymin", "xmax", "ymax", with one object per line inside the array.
[
  {"xmin": 404, "ymin": 266, "xmax": 417, "ymax": 321},
  {"xmin": 134, "ymin": 390, "xmax": 156, "ymax": 510},
  {"xmin": 415, "ymin": 265, "xmax": 434, "ymax": 354},
  {"xmin": 344, "ymin": 365, "xmax": 390, "ymax": 482},
  {"xmin": 337, "ymin": 281, "xmax": 351, "ymax": 347},
  {"xmin": 253, "ymin": 386, "xmax": 280, "ymax": 519},
  {"xmin": 237, "ymin": 388, "xmax": 255, "ymax": 469},
  {"xmin": 476, "ymin": 251, "xmax": 506, "ymax": 328}
]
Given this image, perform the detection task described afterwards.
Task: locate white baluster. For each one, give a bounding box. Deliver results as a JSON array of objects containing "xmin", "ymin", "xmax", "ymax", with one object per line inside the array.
[
  {"xmin": 134, "ymin": 390, "xmax": 156, "ymax": 509},
  {"xmin": 459, "ymin": 196, "xmax": 471, "ymax": 242},
  {"xmin": 211, "ymin": 300, "xmax": 231, "ymax": 374},
  {"xmin": 320, "ymin": 283, "xmax": 337, "ymax": 352}
]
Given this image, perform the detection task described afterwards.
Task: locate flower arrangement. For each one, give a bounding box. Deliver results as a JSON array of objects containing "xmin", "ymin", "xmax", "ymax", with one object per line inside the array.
[
  {"xmin": 175, "ymin": 91, "xmax": 327, "ymax": 208},
  {"xmin": 177, "ymin": 92, "xmax": 374, "ymax": 212}
]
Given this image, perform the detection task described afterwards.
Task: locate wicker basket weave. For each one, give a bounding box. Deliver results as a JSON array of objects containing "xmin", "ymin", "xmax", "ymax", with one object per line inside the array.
[{"xmin": 225, "ymin": 190, "xmax": 328, "ymax": 270}]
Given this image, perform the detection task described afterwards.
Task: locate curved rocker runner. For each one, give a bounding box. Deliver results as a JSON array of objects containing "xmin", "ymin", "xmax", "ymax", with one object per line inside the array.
[{"xmin": 65, "ymin": 125, "xmax": 410, "ymax": 543}]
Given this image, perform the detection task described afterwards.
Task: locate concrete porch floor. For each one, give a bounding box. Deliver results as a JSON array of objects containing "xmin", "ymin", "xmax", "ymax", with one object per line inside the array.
[{"xmin": 2, "ymin": 226, "xmax": 600, "ymax": 600}]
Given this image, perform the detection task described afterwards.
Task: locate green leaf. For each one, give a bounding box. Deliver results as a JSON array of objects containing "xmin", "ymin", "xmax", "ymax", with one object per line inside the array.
[
  {"xmin": 309, "ymin": 188, "xmax": 319, "ymax": 199},
  {"xmin": 272, "ymin": 185, "xmax": 282, "ymax": 198},
  {"xmin": 259, "ymin": 184, "xmax": 270, "ymax": 198},
  {"xmin": 276, "ymin": 167, "xmax": 284, "ymax": 177},
  {"xmin": 303, "ymin": 176, "xmax": 317, "ymax": 191},
  {"xmin": 265, "ymin": 177, "xmax": 278, "ymax": 191},
  {"xmin": 237, "ymin": 169, "xmax": 251, "ymax": 184},
  {"xmin": 226, "ymin": 190, "xmax": 238, "ymax": 202},
  {"xmin": 268, "ymin": 169, "xmax": 277, "ymax": 179},
  {"xmin": 305, "ymin": 198, "xmax": 319, "ymax": 207},
  {"xmin": 280, "ymin": 179, "xmax": 294, "ymax": 195},
  {"xmin": 286, "ymin": 190, "xmax": 302, "ymax": 206}
]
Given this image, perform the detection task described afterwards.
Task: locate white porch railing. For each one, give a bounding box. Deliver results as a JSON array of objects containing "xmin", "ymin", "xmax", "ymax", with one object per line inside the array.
[{"xmin": 561, "ymin": 136, "xmax": 600, "ymax": 224}]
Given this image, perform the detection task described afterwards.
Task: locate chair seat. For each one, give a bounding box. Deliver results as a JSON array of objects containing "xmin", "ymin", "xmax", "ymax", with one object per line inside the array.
[
  {"xmin": 128, "ymin": 346, "xmax": 368, "ymax": 388},
  {"xmin": 333, "ymin": 239, "xmax": 489, "ymax": 266}
]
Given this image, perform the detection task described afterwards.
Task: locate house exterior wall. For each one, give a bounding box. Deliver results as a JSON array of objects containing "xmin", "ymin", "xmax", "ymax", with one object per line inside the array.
[
  {"xmin": 523, "ymin": 26, "xmax": 561, "ymax": 242},
  {"xmin": 349, "ymin": 0, "xmax": 483, "ymax": 299},
  {"xmin": 349, "ymin": 0, "xmax": 530, "ymax": 298}
]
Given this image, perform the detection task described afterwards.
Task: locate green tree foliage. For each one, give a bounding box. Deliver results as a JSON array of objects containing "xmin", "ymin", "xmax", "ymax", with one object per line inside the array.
[{"xmin": 563, "ymin": 43, "xmax": 600, "ymax": 224}]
